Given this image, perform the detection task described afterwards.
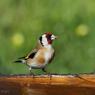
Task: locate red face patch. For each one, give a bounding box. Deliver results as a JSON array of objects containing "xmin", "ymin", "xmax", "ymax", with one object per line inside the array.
[{"xmin": 48, "ymin": 40, "xmax": 52, "ymax": 44}]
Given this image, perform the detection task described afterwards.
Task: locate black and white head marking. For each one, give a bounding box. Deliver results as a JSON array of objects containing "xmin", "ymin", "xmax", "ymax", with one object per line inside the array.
[
  {"xmin": 39, "ymin": 36, "xmax": 44, "ymax": 46},
  {"xmin": 39, "ymin": 32, "xmax": 56, "ymax": 47}
]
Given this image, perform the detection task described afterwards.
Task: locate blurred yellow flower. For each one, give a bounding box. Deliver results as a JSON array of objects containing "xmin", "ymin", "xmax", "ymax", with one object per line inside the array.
[
  {"xmin": 12, "ymin": 33, "xmax": 24, "ymax": 47},
  {"xmin": 75, "ymin": 24, "xmax": 89, "ymax": 37}
]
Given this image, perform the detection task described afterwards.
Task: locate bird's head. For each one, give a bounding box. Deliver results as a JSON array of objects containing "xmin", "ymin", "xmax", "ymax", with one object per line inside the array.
[{"xmin": 39, "ymin": 32, "xmax": 57, "ymax": 47}]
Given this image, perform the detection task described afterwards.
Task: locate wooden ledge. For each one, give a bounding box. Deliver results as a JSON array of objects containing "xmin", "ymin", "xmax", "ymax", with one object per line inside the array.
[{"xmin": 0, "ymin": 74, "xmax": 95, "ymax": 95}]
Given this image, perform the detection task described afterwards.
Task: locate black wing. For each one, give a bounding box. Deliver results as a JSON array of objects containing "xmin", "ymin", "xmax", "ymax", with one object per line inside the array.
[
  {"xmin": 28, "ymin": 51, "xmax": 37, "ymax": 58},
  {"xmin": 17, "ymin": 49, "xmax": 37, "ymax": 60},
  {"xmin": 27, "ymin": 49, "xmax": 38, "ymax": 59}
]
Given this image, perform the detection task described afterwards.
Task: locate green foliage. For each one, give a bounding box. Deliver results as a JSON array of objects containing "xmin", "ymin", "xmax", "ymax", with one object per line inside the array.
[{"xmin": 0, "ymin": 0, "xmax": 95, "ymax": 74}]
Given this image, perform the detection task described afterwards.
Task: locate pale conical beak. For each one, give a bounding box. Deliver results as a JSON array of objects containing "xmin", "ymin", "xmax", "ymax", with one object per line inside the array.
[
  {"xmin": 55, "ymin": 36, "xmax": 58, "ymax": 39},
  {"xmin": 51, "ymin": 35, "xmax": 58, "ymax": 40}
]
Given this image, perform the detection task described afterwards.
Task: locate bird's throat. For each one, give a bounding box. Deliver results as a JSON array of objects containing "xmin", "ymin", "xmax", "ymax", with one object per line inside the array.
[{"xmin": 48, "ymin": 40, "xmax": 52, "ymax": 44}]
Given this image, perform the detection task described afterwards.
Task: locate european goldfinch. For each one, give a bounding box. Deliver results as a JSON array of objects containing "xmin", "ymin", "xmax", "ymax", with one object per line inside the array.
[{"xmin": 15, "ymin": 32, "xmax": 57, "ymax": 74}]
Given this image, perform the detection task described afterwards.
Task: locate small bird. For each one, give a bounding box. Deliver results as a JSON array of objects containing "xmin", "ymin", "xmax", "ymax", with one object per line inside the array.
[{"xmin": 14, "ymin": 32, "xmax": 57, "ymax": 74}]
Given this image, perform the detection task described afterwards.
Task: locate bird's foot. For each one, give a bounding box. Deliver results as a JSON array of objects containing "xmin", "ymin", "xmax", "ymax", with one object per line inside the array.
[
  {"xmin": 29, "ymin": 70, "xmax": 35, "ymax": 78},
  {"xmin": 30, "ymin": 73, "xmax": 35, "ymax": 78},
  {"xmin": 42, "ymin": 71, "xmax": 52, "ymax": 79},
  {"xmin": 45, "ymin": 72, "xmax": 52, "ymax": 80}
]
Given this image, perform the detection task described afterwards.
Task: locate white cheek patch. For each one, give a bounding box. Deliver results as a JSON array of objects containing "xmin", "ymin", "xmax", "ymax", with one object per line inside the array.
[{"xmin": 42, "ymin": 35, "xmax": 48, "ymax": 46}]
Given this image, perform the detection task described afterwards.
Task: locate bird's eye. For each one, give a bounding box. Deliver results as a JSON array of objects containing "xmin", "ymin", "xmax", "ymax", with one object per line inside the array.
[
  {"xmin": 45, "ymin": 34, "xmax": 51, "ymax": 40},
  {"xmin": 47, "ymin": 35, "xmax": 51, "ymax": 39}
]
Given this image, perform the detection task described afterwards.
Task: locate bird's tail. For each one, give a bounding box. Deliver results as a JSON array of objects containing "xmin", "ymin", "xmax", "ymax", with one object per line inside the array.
[{"xmin": 14, "ymin": 58, "xmax": 26, "ymax": 64}]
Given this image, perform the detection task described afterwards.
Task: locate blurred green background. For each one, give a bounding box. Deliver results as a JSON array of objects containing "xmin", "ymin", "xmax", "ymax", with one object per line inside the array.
[{"xmin": 0, "ymin": 0, "xmax": 95, "ymax": 74}]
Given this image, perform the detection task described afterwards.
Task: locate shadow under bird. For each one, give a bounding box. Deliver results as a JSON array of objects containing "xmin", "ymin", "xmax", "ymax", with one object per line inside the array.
[{"xmin": 14, "ymin": 32, "xmax": 57, "ymax": 74}]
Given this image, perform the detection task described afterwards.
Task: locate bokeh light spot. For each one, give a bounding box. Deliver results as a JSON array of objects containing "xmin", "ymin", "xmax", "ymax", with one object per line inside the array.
[
  {"xmin": 75, "ymin": 24, "xmax": 89, "ymax": 37},
  {"xmin": 12, "ymin": 33, "xmax": 24, "ymax": 47}
]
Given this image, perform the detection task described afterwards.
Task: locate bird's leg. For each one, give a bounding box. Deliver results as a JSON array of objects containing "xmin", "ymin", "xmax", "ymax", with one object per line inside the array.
[
  {"xmin": 42, "ymin": 68, "xmax": 52, "ymax": 80},
  {"xmin": 42, "ymin": 68, "xmax": 47, "ymax": 73},
  {"xmin": 29, "ymin": 67, "xmax": 35, "ymax": 77}
]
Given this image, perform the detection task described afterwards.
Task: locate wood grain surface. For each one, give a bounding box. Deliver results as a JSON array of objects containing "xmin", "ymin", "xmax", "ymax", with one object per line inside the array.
[{"xmin": 0, "ymin": 74, "xmax": 95, "ymax": 95}]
